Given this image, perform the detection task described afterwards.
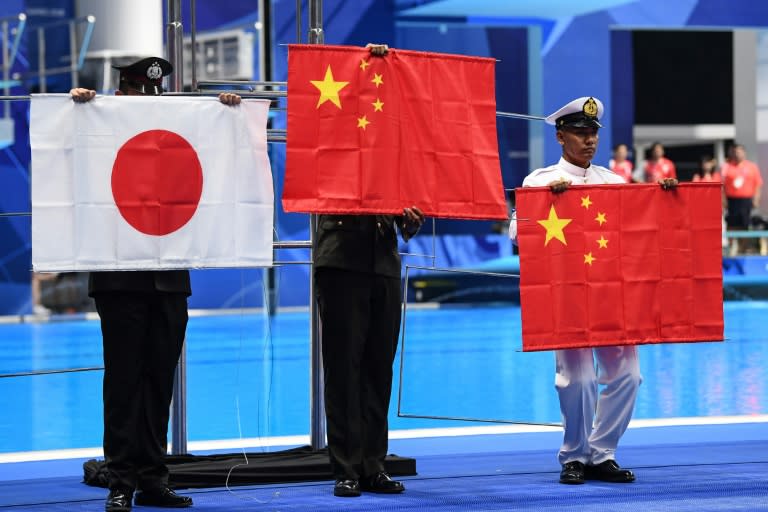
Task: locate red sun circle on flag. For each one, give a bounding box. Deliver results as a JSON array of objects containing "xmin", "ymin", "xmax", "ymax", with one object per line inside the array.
[{"xmin": 111, "ymin": 129, "xmax": 203, "ymax": 236}]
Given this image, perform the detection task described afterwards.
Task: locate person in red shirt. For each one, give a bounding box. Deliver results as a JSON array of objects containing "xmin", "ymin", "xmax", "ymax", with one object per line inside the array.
[
  {"xmin": 609, "ymin": 143, "xmax": 634, "ymax": 182},
  {"xmin": 722, "ymin": 144, "xmax": 763, "ymax": 253},
  {"xmin": 692, "ymin": 154, "xmax": 721, "ymax": 182},
  {"xmin": 644, "ymin": 142, "xmax": 676, "ymax": 183}
]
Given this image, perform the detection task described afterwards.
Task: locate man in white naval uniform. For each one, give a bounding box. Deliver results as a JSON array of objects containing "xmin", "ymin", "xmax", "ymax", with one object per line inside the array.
[{"xmin": 509, "ymin": 97, "xmax": 678, "ymax": 485}]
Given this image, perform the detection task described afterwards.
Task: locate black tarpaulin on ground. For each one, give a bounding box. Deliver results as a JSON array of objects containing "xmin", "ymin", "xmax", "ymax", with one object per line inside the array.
[{"xmin": 83, "ymin": 446, "xmax": 417, "ymax": 489}]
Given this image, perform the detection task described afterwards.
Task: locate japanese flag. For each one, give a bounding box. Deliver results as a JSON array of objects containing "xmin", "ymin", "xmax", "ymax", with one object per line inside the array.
[{"xmin": 30, "ymin": 94, "xmax": 274, "ymax": 271}]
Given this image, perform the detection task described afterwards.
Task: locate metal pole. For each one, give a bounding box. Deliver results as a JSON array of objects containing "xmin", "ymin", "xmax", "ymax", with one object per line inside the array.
[
  {"xmin": 258, "ymin": 0, "xmax": 278, "ymax": 314},
  {"xmin": 166, "ymin": 0, "xmax": 187, "ymax": 456},
  {"xmin": 190, "ymin": 0, "xmax": 197, "ymax": 91},
  {"xmin": 37, "ymin": 27, "xmax": 46, "ymax": 93},
  {"xmin": 307, "ymin": 0, "xmax": 326, "ymax": 451},
  {"xmin": 68, "ymin": 20, "xmax": 78, "ymax": 88}
]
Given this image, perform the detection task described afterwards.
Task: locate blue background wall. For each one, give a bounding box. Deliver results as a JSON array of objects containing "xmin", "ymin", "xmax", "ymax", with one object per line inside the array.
[{"xmin": 2, "ymin": 0, "xmax": 768, "ymax": 313}]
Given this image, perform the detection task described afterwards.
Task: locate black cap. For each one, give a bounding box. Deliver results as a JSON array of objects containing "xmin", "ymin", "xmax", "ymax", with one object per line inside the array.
[
  {"xmin": 112, "ymin": 57, "xmax": 173, "ymax": 95},
  {"xmin": 556, "ymin": 111, "xmax": 602, "ymax": 129}
]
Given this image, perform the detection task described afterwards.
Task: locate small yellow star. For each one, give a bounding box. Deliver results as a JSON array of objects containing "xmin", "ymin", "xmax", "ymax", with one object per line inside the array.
[
  {"xmin": 597, "ymin": 235, "xmax": 609, "ymax": 249},
  {"xmin": 371, "ymin": 73, "xmax": 384, "ymax": 87},
  {"xmin": 584, "ymin": 252, "xmax": 596, "ymax": 265},
  {"xmin": 359, "ymin": 59, "xmax": 370, "ymax": 71},
  {"xmin": 537, "ymin": 205, "xmax": 572, "ymax": 246},
  {"xmin": 357, "ymin": 115, "xmax": 370, "ymax": 130},
  {"xmin": 310, "ymin": 65, "xmax": 349, "ymax": 109},
  {"xmin": 595, "ymin": 212, "xmax": 607, "ymax": 226},
  {"xmin": 581, "ymin": 195, "xmax": 592, "ymax": 209},
  {"xmin": 372, "ymin": 98, "xmax": 384, "ymax": 112}
]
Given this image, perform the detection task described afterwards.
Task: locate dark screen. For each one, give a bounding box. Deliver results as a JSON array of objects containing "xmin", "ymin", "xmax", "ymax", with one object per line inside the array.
[{"xmin": 633, "ymin": 30, "xmax": 732, "ymax": 124}]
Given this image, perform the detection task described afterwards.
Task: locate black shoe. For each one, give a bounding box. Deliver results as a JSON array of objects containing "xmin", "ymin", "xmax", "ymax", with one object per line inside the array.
[
  {"xmin": 360, "ymin": 472, "xmax": 405, "ymax": 494},
  {"xmin": 559, "ymin": 461, "xmax": 585, "ymax": 484},
  {"xmin": 333, "ymin": 479, "xmax": 361, "ymax": 497},
  {"xmin": 585, "ymin": 460, "xmax": 635, "ymax": 483},
  {"xmin": 134, "ymin": 487, "xmax": 193, "ymax": 508},
  {"xmin": 106, "ymin": 489, "xmax": 133, "ymax": 511}
]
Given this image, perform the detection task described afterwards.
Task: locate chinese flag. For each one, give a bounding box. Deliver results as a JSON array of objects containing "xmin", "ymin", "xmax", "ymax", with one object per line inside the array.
[
  {"xmin": 516, "ymin": 183, "xmax": 724, "ymax": 351},
  {"xmin": 283, "ymin": 44, "xmax": 507, "ymax": 220}
]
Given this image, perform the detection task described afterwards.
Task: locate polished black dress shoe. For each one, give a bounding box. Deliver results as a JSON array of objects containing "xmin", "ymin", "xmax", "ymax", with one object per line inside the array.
[
  {"xmin": 585, "ymin": 460, "xmax": 635, "ymax": 483},
  {"xmin": 134, "ymin": 487, "xmax": 193, "ymax": 508},
  {"xmin": 106, "ymin": 489, "xmax": 133, "ymax": 511},
  {"xmin": 360, "ymin": 472, "xmax": 405, "ymax": 493},
  {"xmin": 559, "ymin": 461, "xmax": 585, "ymax": 484},
  {"xmin": 333, "ymin": 479, "xmax": 361, "ymax": 497}
]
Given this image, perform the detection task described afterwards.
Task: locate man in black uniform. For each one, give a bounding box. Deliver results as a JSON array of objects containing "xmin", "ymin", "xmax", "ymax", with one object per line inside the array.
[
  {"xmin": 71, "ymin": 57, "xmax": 240, "ymax": 512},
  {"xmin": 314, "ymin": 43, "xmax": 426, "ymax": 499},
  {"xmin": 315, "ymin": 208, "xmax": 424, "ymax": 498}
]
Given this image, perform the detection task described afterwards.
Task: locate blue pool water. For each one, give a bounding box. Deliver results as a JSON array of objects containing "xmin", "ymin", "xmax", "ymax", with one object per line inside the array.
[{"xmin": 0, "ymin": 302, "xmax": 766, "ymax": 453}]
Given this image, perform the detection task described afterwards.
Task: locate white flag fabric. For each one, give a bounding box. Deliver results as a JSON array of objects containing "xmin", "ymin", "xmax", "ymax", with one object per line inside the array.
[{"xmin": 31, "ymin": 94, "xmax": 274, "ymax": 271}]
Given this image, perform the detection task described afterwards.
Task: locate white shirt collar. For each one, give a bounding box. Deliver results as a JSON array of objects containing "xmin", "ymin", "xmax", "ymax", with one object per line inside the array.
[{"xmin": 558, "ymin": 157, "xmax": 591, "ymax": 178}]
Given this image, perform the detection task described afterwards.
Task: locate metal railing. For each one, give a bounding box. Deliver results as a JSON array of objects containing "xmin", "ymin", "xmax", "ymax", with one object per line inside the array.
[{"xmin": 23, "ymin": 15, "xmax": 96, "ymax": 93}]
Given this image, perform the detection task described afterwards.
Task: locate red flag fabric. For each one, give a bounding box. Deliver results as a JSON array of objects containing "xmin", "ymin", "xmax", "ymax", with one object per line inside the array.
[
  {"xmin": 283, "ymin": 44, "xmax": 507, "ymax": 220},
  {"xmin": 516, "ymin": 183, "xmax": 724, "ymax": 351}
]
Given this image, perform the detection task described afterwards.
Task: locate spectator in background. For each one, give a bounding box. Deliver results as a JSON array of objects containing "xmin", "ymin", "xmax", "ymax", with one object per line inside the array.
[
  {"xmin": 692, "ymin": 154, "xmax": 721, "ymax": 182},
  {"xmin": 644, "ymin": 142, "xmax": 676, "ymax": 183},
  {"xmin": 609, "ymin": 143, "xmax": 634, "ymax": 183},
  {"xmin": 722, "ymin": 143, "xmax": 763, "ymax": 254}
]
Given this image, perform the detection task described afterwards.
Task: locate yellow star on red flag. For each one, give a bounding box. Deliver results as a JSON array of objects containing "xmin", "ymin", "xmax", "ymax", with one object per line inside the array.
[
  {"xmin": 537, "ymin": 205, "xmax": 572, "ymax": 246},
  {"xmin": 310, "ymin": 65, "xmax": 349, "ymax": 109},
  {"xmin": 595, "ymin": 212, "xmax": 607, "ymax": 226}
]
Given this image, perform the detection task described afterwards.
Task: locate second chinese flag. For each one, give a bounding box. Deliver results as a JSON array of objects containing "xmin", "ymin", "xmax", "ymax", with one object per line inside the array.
[
  {"xmin": 516, "ymin": 183, "xmax": 724, "ymax": 351},
  {"xmin": 283, "ymin": 44, "xmax": 507, "ymax": 220}
]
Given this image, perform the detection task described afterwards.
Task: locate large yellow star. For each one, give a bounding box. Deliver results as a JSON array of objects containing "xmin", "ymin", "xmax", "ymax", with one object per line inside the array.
[
  {"xmin": 584, "ymin": 252, "xmax": 596, "ymax": 265},
  {"xmin": 581, "ymin": 195, "xmax": 592, "ymax": 209},
  {"xmin": 357, "ymin": 115, "xmax": 370, "ymax": 130},
  {"xmin": 371, "ymin": 73, "xmax": 384, "ymax": 87},
  {"xmin": 310, "ymin": 65, "xmax": 349, "ymax": 109},
  {"xmin": 537, "ymin": 205, "xmax": 572, "ymax": 246},
  {"xmin": 595, "ymin": 212, "xmax": 607, "ymax": 226},
  {"xmin": 372, "ymin": 98, "xmax": 384, "ymax": 112},
  {"xmin": 597, "ymin": 235, "xmax": 608, "ymax": 249}
]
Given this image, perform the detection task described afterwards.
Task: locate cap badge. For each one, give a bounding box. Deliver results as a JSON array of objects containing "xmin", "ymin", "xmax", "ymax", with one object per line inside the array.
[
  {"xmin": 582, "ymin": 97, "xmax": 598, "ymax": 118},
  {"xmin": 146, "ymin": 61, "xmax": 163, "ymax": 80}
]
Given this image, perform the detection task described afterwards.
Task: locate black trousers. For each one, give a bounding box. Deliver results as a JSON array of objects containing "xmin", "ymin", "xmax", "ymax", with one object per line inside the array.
[
  {"xmin": 94, "ymin": 292, "xmax": 188, "ymax": 492},
  {"xmin": 314, "ymin": 268, "xmax": 402, "ymax": 480}
]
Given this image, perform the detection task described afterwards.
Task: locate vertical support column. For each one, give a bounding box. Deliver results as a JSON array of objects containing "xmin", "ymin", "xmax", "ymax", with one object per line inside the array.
[
  {"xmin": 307, "ymin": 0, "xmax": 326, "ymax": 451},
  {"xmin": 166, "ymin": 0, "xmax": 187, "ymax": 456},
  {"xmin": 37, "ymin": 27, "xmax": 46, "ymax": 93},
  {"xmin": 68, "ymin": 21, "xmax": 78, "ymax": 88},
  {"xmin": 732, "ymin": 29, "xmax": 759, "ymax": 208}
]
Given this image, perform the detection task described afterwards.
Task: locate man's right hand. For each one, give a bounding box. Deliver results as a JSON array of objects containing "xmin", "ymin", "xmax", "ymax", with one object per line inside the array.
[
  {"xmin": 70, "ymin": 88, "xmax": 96, "ymax": 103},
  {"xmin": 365, "ymin": 43, "xmax": 389, "ymax": 56},
  {"xmin": 547, "ymin": 178, "xmax": 571, "ymax": 193}
]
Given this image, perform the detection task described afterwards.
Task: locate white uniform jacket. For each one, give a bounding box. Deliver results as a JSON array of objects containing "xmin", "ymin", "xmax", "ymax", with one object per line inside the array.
[{"xmin": 509, "ymin": 157, "xmax": 624, "ymax": 241}]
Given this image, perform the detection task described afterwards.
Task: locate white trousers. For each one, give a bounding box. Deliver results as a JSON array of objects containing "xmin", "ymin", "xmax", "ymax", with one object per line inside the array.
[{"xmin": 555, "ymin": 346, "xmax": 642, "ymax": 465}]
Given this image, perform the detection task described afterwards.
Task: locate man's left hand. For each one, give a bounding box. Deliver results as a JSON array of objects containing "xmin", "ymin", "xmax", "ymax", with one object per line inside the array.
[
  {"xmin": 218, "ymin": 93, "xmax": 241, "ymax": 106},
  {"xmin": 402, "ymin": 206, "xmax": 425, "ymax": 239},
  {"xmin": 658, "ymin": 178, "xmax": 678, "ymax": 190}
]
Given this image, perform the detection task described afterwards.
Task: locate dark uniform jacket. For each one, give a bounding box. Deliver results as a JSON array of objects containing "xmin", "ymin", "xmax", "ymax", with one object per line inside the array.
[
  {"xmin": 313, "ymin": 214, "xmax": 406, "ymax": 278},
  {"xmin": 88, "ymin": 270, "xmax": 191, "ymax": 296}
]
